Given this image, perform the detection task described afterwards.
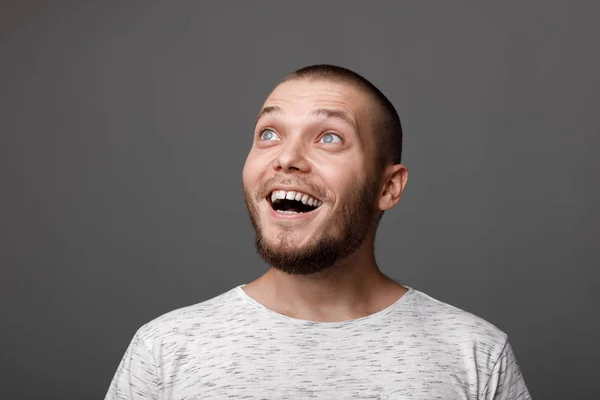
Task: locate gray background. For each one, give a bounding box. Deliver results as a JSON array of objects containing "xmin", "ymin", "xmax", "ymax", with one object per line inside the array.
[{"xmin": 1, "ymin": 1, "xmax": 598, "ymax": 399}]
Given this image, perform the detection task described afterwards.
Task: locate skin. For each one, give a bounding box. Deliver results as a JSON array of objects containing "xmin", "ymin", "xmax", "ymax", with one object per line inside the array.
[{"xmin": 241, "ymin": 78, "xmax": 409, "ymax": 323}]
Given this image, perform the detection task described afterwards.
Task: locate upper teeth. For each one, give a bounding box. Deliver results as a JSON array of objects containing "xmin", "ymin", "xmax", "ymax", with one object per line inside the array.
[{"xmin": 270, "ymin": 190, "xmax": 323, "ymax": 207}]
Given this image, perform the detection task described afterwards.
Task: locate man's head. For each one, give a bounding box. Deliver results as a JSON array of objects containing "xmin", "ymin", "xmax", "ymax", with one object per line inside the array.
[
  {"xmin": 284, "ymin": 65, "xmax": 403, "ymax": 173},
  {"xmin": 242, "ymin": 64, "xmax": 407, "ymax": 275}
]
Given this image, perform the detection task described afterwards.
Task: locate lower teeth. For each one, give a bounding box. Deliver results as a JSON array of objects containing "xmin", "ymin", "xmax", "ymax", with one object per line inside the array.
[{"xmin": 276, "ymin": 210, "xmax": 300, "ymax": 214}]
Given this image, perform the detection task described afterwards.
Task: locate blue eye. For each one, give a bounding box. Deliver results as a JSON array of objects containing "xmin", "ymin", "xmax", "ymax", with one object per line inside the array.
[
  {"xmin": 320, "ymin": 133, "xmax": 342, "ymax": 144},
  {"xmin": 260, "ymin": 129, "xmax": 280, "ymax": 141}
]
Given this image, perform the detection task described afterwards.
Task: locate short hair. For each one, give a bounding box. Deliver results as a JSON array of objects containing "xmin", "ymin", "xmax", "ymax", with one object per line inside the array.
[{"xmin": 282, "ymin": 64, "xmax": 403, "ymax": 172}]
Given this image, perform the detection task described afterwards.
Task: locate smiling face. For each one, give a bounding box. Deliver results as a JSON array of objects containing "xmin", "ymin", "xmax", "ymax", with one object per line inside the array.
[{"xmin": 242, "ymin": 78, "xmax": 383, "ymax": 275}]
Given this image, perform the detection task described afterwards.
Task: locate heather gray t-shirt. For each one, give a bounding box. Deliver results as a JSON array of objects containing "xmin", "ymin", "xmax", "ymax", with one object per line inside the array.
[{"xmin": 105, "ymin": 285, "xmax": 531, "ymax": 399}]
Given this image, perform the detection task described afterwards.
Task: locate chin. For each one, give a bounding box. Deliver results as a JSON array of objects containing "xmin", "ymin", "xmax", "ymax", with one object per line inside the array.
[{"xmin": 266, "ymin": 231, "xmax": 312, "ymax": 249}]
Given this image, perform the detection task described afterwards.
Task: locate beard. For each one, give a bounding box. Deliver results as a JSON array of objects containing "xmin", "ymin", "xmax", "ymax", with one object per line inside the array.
[{"xmin": 243, "ymin": 174, "xmax": 381, "ymax": 276}]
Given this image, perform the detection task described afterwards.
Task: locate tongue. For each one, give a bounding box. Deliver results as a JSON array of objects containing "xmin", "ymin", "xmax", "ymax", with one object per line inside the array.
[{"xmin": 281, "ymin": 202, "xmax": 303, "ymax": 213}]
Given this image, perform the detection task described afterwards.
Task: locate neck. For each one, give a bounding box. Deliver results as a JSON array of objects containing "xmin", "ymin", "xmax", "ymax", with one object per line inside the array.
[{"xmin": 244, "ymin": 237, "xmax": 407, "ymax": 322}]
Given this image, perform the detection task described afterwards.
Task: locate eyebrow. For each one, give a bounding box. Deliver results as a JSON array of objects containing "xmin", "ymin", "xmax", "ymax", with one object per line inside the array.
[
  {"xmin": 254, "ymin": 106, "xmax": 357, "ymax": 131},
  {"xmin": 255, "ymin": 106, "xmax": 283, "ymax": 128}
]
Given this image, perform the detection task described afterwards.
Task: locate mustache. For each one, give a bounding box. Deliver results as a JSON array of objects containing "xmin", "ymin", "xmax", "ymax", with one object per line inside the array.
[{"xmin": 255, "ymin": 175, "xmax": 326, "ymax": 202}]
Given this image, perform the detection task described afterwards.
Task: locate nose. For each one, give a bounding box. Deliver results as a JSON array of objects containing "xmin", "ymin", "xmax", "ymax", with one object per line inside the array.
[{"xmin": 273, "ymin": 138, "xmax": 311, "ymax": 173}]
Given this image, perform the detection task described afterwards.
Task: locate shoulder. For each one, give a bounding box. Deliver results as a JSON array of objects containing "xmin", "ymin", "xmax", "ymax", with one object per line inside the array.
[
  {"xmin": 133, "ymin": 285, "xmax": 246, "ymax": 351},
  {"xmin": 404, "ymin": 288, "xmax": 509, "ymax": 359},
  {"xmin": 395, "ymin": 288, "xmax": 527, "ymax": 398},
  {"xmin": 408, "ymin": 288, "xmax": 507, "ymax": 340}
]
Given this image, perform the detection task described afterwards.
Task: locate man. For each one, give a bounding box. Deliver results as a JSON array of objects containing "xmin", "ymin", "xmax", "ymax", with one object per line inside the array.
[{"xmin": 105, "ymin": 65, "xmax": 531, "ymax": 399}]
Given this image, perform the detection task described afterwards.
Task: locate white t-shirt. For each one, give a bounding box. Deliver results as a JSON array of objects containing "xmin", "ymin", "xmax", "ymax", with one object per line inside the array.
[{"xmin": 105, "ymin": 285, "xmax": 531, "ymax": 399}]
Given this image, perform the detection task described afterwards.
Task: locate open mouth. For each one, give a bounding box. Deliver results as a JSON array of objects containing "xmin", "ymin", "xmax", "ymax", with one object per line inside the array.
[{"xmin": 268, "ymin": 190, "xmax": 323, "ymax": 215}]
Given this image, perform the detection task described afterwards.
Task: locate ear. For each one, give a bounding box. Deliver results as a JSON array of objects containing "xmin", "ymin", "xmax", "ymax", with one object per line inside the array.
[{"xmin": 378, "ymin": 164, "xmax": 408, "ymax": 211}]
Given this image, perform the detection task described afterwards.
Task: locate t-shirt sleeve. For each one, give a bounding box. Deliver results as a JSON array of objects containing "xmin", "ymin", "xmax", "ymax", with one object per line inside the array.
[
  {"xmin": 480, "ymin": 339, "xmax": 532, "ymax": 400},
  {"xmin": 104, "ymin": 331, "xmax": 159, "ymax": 400}
]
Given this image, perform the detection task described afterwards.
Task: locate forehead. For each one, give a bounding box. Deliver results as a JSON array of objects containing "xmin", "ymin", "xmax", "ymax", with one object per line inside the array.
[{"xmin": 262, "ymin": 79, "xmax": 372, "ymax": 121}]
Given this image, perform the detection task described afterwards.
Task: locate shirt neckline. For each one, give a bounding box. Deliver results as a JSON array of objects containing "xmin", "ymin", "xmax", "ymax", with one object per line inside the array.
[{"xmin": 234, "ymin": 283, "xmax": 414, "ymax": 328}]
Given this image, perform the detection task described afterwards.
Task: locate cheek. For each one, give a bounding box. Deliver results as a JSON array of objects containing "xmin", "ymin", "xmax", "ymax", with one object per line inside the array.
[
  {"xmin": 319, "ymin": 160, "xmax": 367, "ymax": 199},
  {"xmin": 242, "ymin": 153, "xmax": 262, "ymax": 188},
  {"xmin": 241, "ymin": 164, "xmax": 252, "ymax": 187}
]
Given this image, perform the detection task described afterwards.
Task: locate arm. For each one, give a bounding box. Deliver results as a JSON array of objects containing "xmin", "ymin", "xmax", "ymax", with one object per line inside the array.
[
  {"xmin": 480, "ymin": 340, "xmax": 531, "ymax": 400},
  {"xmin": 105, "ymin": 332, "xmax": 159, "ymax": 400}
]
